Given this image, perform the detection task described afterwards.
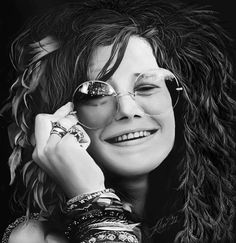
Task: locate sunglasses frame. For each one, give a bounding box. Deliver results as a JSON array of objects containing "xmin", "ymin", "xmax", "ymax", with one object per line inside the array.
[{"xmin": 72, "ymin": 68, "xmax": 183, "ymax": 129}]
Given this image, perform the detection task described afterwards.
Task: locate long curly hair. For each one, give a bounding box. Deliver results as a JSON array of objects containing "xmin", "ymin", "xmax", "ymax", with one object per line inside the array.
[{"xmin": 1, "ymin": 0, "xmax": 235, "ymax": 242}]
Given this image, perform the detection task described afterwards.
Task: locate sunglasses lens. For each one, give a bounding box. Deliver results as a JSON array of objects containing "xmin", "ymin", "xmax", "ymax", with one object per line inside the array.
[{"xmin": 73, "ymin": 81, "xmax": 117, "ymax": 129}]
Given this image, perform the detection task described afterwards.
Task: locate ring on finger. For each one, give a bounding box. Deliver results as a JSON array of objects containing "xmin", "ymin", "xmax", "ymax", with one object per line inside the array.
[
  {"xmin": 51, "ymin": 121, "xmax": 67, "ymax": 132},
  {"xmin": 50, "ymin": 128, "xmax": 67, "ymax": 138},
  {"xmin": 68, "ymin": 125, "xmax": 84, "ymax": 142},
  {"xmin": 50, "ymin": 121, "xmax": 68, "ymax": 138}
]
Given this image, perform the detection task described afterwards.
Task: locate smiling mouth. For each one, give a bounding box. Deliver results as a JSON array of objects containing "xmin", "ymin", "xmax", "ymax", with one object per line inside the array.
[{"xmin": 105, "ymin": 129, "xmax": 158, "ymax": 144}]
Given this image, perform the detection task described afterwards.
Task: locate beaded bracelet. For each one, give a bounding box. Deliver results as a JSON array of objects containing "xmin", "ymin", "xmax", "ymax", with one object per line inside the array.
[
  {"xmin": 80, "ymin": 230, "xmax": 139, "ymax": 243},
  {"xmin": 1, "ymin": 213, "xmax": 40, "ymax": 243}
]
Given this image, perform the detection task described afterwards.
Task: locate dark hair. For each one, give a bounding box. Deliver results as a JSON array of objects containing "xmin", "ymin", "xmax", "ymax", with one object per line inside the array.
[{"xmin": 2, "ymin": 0, "xmax": 235, "ymax": 242}]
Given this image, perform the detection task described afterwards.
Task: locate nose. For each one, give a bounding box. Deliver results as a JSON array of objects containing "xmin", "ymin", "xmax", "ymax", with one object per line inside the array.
[{"xmin": 114, "ymin": 94, "xmax": 144, "ymax": 121}]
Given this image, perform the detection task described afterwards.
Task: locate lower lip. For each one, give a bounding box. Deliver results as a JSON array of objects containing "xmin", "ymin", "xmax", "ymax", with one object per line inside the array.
[{"xmin": 107, "ymin": 130, "xmax": 159, "ymax": 147}]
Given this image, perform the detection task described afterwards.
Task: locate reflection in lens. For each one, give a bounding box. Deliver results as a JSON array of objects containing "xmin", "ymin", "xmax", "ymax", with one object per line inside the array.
[{"xmin": 73, "ymin": 81, "xmax": 117, "ymax": 129}]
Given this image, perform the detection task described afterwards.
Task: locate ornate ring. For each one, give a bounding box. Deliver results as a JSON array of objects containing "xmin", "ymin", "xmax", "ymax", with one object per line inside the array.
[
  {"xmin": 50, "ymin": 121, "xmax": 68, "ymax": 138},
  {"xmin": 51, "ymin": 121, "xmax": 67, "ymax": 132},
  {"xmin": 50, "ymin": 128, "xmax": 67, "ymax": 138},
  {"xmin": 68, "ymin": 125, "xmax": 84, "ymax": 142}
]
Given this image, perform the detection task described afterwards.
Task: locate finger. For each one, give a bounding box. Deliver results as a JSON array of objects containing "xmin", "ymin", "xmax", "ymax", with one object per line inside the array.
[
  {"xmin": 34, "ymin": 114, "xmax": 54, "ymax": 151},
  {"xmin": 46, "ymin": 130, "xmax": 66, "ymax": 149},
  {"xmin": 64, "ymin": 124, "xmax": 90, "ymax": 149},
  {"xmin": 34, "ymin": 102, "xmax": 73, "ymax": 151},
  {"xmin": 39, "ymin": 110, "xmax": 77, "ymax": 152},
  {"xmin": 56, "ymin": 113, "xmax": 79, "ymax": 130},
  {"xmin": 53, "ymin": 102, "xmax": 74, "ymax": 118},
  {"xmin": 74, "ymin": 124, "xmax": 90, "ymax": 145}
]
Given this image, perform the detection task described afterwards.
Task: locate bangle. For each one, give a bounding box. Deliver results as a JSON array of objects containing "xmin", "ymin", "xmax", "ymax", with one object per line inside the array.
[
  {"xmin": 80, "ymin": 230, "xmax": 139, "ymax": 243},
  {"xmin": 64, "ymin": 189, "xmax": 141, "ymax": 242},
  {"xmin": 67, "ymin": 188, "xmax": 115, "ymax": 205}
]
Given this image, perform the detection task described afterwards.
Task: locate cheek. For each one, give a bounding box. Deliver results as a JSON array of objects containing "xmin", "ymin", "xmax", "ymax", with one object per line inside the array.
[{"xmin": 157, "ymin": 110, "xmax": 175, "ymax": 142}]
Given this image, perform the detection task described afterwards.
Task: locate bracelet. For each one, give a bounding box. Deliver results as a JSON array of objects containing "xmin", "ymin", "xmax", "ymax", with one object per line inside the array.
[
  {"xmin": 66, "ymin": 190, "xmax": 123, "ymax": 215},
  {"xmin": 67, "ymin": 188, "xmax": 115, "ymax": 205},
  {"xmin": 66, "ymin": 207, "xmax": 135, "ymax": 241},
  {"xmin": 80, "ymin": 230, "xmax": 139, "ymax": 243},
  {"xmin": 64, "ymin": 188, "xmax": 141, "ymax": 242},
  {"xmin": 1, "ymin": 213, "xmax": 40, "ymax": 243}
]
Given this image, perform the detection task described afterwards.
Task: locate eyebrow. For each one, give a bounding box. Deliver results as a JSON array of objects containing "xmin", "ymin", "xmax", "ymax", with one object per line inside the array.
[
  {"xmin": 90, "ymin": 68, "xmax": 143, "ymax": 84},
  {"xmin": 106, "ymin": 73, "xmax": 142, "ymax": 83}
]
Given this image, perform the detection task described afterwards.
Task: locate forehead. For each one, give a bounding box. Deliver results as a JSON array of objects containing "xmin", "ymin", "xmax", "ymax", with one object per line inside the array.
[{"xmin": 88, "ymin": 36, "xmax": 158, "ymax": 79}]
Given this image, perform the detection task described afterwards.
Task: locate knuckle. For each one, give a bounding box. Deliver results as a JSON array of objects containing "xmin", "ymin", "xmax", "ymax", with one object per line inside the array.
[
  {"xmin": 35, "ymin": 113, "xmax": 48, "ymax": 123},
  {"xmin": 43, "ymin": 145, "xmax": 54, "ymax": 157},
  {"xmin": 35, "ymin": 113, "xmax": 44, "ymax": 121},
  {"xmin": 66, "ymin": 114, "xmax": 79, "ymax": 124}
]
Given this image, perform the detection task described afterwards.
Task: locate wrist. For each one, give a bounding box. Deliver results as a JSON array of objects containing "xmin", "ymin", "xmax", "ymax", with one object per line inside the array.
[
  {"xmin": 64, "ymin": 183, "xmax": 106, "ymax": 199},
  {"xmin": 63, "ymin": 188, "xmax": 142, "ymax": 243}
]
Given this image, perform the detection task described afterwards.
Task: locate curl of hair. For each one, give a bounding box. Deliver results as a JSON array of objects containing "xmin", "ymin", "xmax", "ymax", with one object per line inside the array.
[{"xmin": 2, "ymin": 0, "xmax": 236, "ymax": 242}]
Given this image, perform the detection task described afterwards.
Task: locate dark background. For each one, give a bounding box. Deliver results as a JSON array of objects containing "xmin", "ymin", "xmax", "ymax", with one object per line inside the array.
[{"xmin": 0, "ymin": 0, "xmax": 236, "ymax": 238}]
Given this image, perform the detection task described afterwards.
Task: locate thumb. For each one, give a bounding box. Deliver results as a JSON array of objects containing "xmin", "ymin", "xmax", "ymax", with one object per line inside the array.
[{"xmin": 53, "ymin": 102, "xmax": 74, "ymax": 118}]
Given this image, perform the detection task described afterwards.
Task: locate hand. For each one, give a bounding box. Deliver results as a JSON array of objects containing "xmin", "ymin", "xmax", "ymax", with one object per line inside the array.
[{"xmin": 32, "ymin": 102, "xmax": 105, "ymax": 198}]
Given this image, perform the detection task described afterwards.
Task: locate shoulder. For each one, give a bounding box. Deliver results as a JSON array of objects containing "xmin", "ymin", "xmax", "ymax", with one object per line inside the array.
[
  {"xmin": 3, "ymin": 216, "xmax": 68, "ymax": 243},
  {"xmin": 8, "ymin": 219, "xmax": 46, "ymax": 243}
]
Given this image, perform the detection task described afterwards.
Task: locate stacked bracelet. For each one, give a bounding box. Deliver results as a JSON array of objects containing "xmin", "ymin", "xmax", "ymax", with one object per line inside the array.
[
  {"xmin": 80, "ymin": 230, "xmax": 139, "ymax": 243},
  {"xmin": 67, "ymin": 188, "xmax": 115, "ymax": 205},
  {"xmin": 64, "ymin": 188, "xmax": 141, "ymax": 242}
]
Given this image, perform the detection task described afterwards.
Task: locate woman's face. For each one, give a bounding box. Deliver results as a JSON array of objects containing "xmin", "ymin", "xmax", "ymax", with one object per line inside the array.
[{"xmin": 84, "ymin": 36, "xmax": 175, "ymax": 177}]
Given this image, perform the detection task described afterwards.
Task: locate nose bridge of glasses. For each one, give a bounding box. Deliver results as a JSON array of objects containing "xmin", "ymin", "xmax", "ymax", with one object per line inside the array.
[
  {"xmin": 114, "ymin": 91, "xmax": 145, "ymax": 120},
  {"xmin": 116, "ymin": 92, "xmax": 135, "ymax": 100}
]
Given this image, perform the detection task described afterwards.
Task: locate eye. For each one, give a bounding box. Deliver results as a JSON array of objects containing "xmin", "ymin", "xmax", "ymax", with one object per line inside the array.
[
  {"xmin": 83, "ymin": 95, "xmax": 111, "ymax": 106},
  {"xmin": 134, "ymin": 84, "xmax": 160, "ymax": 96}
]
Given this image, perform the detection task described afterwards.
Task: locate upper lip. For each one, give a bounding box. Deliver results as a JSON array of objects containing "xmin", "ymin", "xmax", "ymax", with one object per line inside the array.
[{"xmin": 103, "ymin": 128, "xmax": 159, "ymax": 141}]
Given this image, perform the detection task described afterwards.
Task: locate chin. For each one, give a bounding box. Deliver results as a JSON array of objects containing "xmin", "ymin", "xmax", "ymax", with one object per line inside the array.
[
  {"xmin": 88, "ymin": 140, "xmax": 174, "ymax": 177},
  {"xmin": 87, "ymin": 121, "xmax": 175, "ymax": 177}
]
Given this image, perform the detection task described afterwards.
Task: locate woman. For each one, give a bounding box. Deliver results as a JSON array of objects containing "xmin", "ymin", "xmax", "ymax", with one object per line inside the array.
[{"xmin": 1, "ymin": 0, "xmax": 236, "ymax": 242}]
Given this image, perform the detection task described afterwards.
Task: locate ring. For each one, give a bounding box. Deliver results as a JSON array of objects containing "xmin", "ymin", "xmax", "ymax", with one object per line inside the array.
[
  {"xmin": 51, "ymin": 121, "xmax": 67, "ymax": 132},
  {"xmin": 50, "ymin": 128, "xmax": 67, "ymax": 138},
  {"xmin": 68, "ymin": 125, "xmax": 84, "ymax": 142},
  {"xmin": 50, "ymin": 121, "xmax": 68, "ymax": 138}
]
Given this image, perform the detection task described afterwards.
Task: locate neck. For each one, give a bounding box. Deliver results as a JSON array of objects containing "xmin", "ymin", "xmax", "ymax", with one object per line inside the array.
[{"xmin": 108, "ymin": 174, "xmax": 149, "ymax": 217}]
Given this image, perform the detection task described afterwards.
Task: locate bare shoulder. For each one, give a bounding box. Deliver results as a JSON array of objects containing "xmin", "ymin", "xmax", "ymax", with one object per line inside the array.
[{"xmin": 8, "ymin": 219, "xmax": 68, "ymax": 243}]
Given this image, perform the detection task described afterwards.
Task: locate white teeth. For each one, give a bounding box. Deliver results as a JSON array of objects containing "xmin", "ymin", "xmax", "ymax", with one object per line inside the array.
[
  {"xmin": 115, "ymin": 130, "xmax": 151, "ymax": 142},
  {"xmin": 134, "ymin": 132, "xmax": 139, "ymax": 138},
  {"xmin": 127, "ymin": 133, "xmax": 134, "ymax": 139}
]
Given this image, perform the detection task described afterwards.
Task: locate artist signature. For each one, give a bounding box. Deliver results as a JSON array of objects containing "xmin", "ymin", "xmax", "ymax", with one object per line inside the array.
[{"xmin": 150, "ymin": 214, "xmax": 179, "ymax": 235}]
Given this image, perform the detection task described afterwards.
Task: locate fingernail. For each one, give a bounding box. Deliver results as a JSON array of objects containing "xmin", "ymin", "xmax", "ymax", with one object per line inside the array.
[
  {"xmin": 80, "ymin": 138, "xmax": 89, "ymax": 143},
  {"xmin": 66, "ymin": 102, "xmax": 74, "ymax": 109},
  {"xmin": 68, "ymin": 111, "xmax": 77, "ymax": 116}
]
